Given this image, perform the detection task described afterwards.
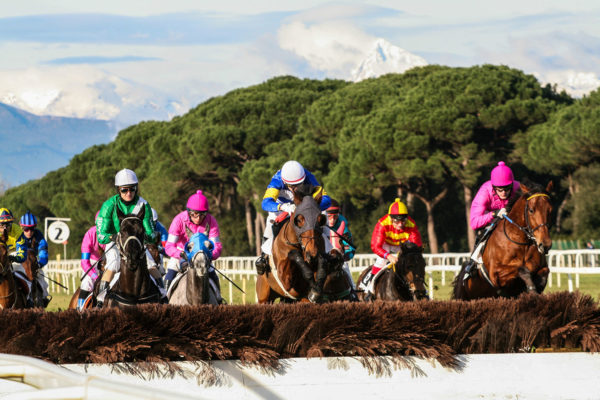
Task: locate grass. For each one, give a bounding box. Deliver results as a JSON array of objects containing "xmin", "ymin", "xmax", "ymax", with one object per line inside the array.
[{"xmin": 46, "ymin": 271, "xmax": 600, "ymax": 311}]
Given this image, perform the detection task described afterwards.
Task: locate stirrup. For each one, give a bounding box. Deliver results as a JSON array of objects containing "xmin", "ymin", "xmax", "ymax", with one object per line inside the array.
[{"xmin": 255, "ymin": 254, "xmax": 268, "ymax": 275}]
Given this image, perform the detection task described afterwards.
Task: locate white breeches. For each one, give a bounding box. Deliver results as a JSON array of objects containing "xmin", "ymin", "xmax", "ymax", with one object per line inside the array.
[
  {"xmin": 374, "ymin": 243, "xmax": 401, "ymax": 268},
  {"xmin": 81, "ymin": 272, "xmax": 97, "ymax": 292},
  {"xmin": 261, "ymin": 212, "xmax": 333, "ymax": 255}
]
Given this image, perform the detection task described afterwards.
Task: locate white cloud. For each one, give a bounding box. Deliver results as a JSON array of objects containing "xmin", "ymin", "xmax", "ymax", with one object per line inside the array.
[
  {"xmin": 536, "ymin": 70, "xmax": 600, "ymax": 97},
  {"xmin": 278, "ymin": 20, "xmax": 374, "ymax": 77}
]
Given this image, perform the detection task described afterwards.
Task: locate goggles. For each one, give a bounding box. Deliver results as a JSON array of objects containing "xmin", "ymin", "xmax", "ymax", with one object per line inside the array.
[
  {"xmin": 188, "ymin": 210, "xmax": 207, "ymax": 218},
  {"xmin": 390, "ymin": 215, "xmax": 408, "ymax": 222},
  {"xmin": 493, "ymin": 184, "xmax": 512, "ymax": 193},
  {"xmin": 119, "ymin": 186, "xmax": 137, "ymax": 194}
]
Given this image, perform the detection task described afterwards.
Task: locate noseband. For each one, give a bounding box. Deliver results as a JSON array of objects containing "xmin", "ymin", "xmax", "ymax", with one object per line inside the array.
[{"xmin": 503, "ymin": 193, "xmax": 550, "ymax": 246}]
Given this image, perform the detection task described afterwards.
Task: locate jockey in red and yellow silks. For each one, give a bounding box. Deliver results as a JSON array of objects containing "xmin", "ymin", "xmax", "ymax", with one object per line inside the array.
[{"xmin": 359, "ymin": 198, "xmax": 422, "ymax": 299}]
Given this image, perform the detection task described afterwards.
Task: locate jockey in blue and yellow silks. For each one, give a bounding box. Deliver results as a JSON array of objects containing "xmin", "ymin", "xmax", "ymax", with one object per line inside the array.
[
  {"xmin": 255, "ymin": 160, "xmax": 331, "ymax": 274},
  {"xmin": 17, "ymin": 211, "xmax": 51, "ymax": 306},
  {"xmin": 0, "ymin": 208, "xmax": 31, "ymax": 303}
]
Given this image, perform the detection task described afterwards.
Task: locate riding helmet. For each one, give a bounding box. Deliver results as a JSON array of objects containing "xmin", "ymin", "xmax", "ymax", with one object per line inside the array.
[
  {"xmin": 490, "ymin": 161, "xmax": 514, "ymax": 187},
  {"xmin": 281, "ymin": 160, "xmax": 306, "ymax": 185},
  {"xmin": 19, "ymin": 211, "xmax": 37, "ymax": 227}
]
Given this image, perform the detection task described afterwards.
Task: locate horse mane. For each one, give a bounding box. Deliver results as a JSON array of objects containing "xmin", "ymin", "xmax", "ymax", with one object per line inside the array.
[
  {"xmin": 294, "ymin": 182, "xmax": 315, "ymax": 199},
  {"xmin": 506, "ymin": 179, "xmax": 546, "ymax": 210}
]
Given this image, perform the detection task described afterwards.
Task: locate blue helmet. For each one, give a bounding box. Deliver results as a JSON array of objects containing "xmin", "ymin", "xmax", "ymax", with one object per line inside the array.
[{"xmin": 19, "ymin": 211, "xmax": 37, "ymax": 227}]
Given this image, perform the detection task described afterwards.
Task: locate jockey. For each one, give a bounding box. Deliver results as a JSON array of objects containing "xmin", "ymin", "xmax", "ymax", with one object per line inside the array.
[
  {"xmin": 255, "ymin": 160, "xmax": 332, "ymax": 274},
  {"xmin": 325, "ymin": 199, "xmax": 357, "ymax": 297},
  {"xmin": 17, "ymin": 211, "xmax": 51, "ymax": 307},
  {"xmin": 151, "ymin": 208, "xmax": 168, "ymax": 277},
  {"xmin": 359, "ymin": 198, "xmax": 423, "ymax": 301},
  {"xmin": 164, "ymin": 190, "xmax": 223, "ymax": 301},
  {"xmin": 76, "ymin": 211, "xmax": 106, "ymax": 310},
  {"xmin": 96, "ymin": 168, "xmax": 163, "ymax": 306},
  {"xmin": 0, "ymin": 208, "xmax": 29, "ymax": 304},
  {"xmin": 464, "ymin": 161, "xmax": 521, "ymax": 278}
]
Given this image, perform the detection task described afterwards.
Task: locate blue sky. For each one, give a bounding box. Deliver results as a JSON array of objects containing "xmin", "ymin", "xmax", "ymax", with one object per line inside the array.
[{"xmin": 1, "ymin": 0, "xmax": 600, "ymax": 186}]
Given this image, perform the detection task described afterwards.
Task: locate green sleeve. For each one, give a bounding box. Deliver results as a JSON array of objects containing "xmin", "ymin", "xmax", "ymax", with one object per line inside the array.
[
  {"xmin": 142, "ymin": 202, "xmax": 156, "ymax": 243},
  {"xmin": 97, "ymin": 196, "xmax": 118, "ymax": 244}
]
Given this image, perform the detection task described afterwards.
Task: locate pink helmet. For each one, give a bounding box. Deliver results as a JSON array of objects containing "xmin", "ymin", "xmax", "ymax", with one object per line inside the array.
[
  {"xmin": 490, "ymin": 161, "xmax": 514, "ymax": 186},
  {"xmin": 186, "ymin": 190, "xmax": 209, "ymax": 212}
]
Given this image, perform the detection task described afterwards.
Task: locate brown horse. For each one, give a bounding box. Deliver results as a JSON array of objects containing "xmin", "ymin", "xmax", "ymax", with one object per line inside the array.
[
  {"xmin": 68, "ymin": 252, "xmax": 105, "ymax": 310},
  {"xmin": 453, "ymin": 181, "xmax": 553, "ymax": 300},
  {"xmin": 0, "ymin": 240, "xmax": 25, "ymax": 309},
  {"xmin": 256, "ymin": 185, "xmax": 349, "ymax": 304},
  {"xmin": 103, "ymin": 206, "xmax": 161, "ymax": 308},
  {"xmin": 356, "ymin": 242, "xmax": 428, "ymax": 301}
]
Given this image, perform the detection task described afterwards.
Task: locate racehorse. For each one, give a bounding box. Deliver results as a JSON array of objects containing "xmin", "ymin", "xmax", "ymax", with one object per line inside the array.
[
  {"xmin": 0, "ymin": 240, "xmax": 25, "ymax": 309},
  {"xmin": 356, "ymin": 241, "xmax": 429, "ymax": 301},
  {"xmin": 453, "ymin": 181, "xmax": 553, "ymax": 300},
  {"xmin": 256, "ymin": 184, "xmax": 350, "ymax": 304},
  {"xmin": 103, "ymin": 206, "xmax": 161, "ymax": 308},
  {"xmin": 168, "ymin": 230, "xmax": 220, "ymax": 305},
  {"xmin": 21, "ymin": 235, "xmax": 47, "ymax": 307},
  {"xmin": 67, "ymin": 253, "xmax": 105, "ymax": 310}
]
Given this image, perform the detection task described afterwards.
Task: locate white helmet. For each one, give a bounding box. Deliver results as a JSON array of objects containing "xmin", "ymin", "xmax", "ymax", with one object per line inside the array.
[
  {"xmin": 151, "ymin": 208, "xmax": 158, "ymax": 222},
  {"xmin": 115, "ymin": 168, "xmax": 138, "ymax": 186},
  {"xmin": 281, "ymin": 160, "xmax": 306, "ymax": 185}
]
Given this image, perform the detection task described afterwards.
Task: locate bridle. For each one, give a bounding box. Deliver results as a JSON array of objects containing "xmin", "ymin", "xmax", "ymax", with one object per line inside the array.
[
  {"xmin": 117, "ymin": 216, "xmax": 145, "ymax": 270},
  {"xmin": 503, "ymin": 193, "xmax": 550, "ymax": 248},
  {"xmin": 393, "ymin": 252, "xmax": 428, "ymax": 300}
]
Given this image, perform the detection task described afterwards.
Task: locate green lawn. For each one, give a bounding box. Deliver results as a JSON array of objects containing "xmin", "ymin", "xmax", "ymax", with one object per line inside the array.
[{"xmin": 46, "ymin": 271, "xmax": 600, "ymax": 311}]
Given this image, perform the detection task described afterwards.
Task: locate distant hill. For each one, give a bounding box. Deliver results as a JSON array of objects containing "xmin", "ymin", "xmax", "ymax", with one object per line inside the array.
[{"xmin": 0, "ymin": 102, "xmax": 114, "ymax": 186}]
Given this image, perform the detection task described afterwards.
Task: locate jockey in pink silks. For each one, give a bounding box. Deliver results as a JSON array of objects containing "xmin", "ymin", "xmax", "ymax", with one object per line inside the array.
[
  {"xmin": 164, "ymin": 190, "xmax": 223, "ymax": 298},
  {"xmin": 464, "ymin": 161, "xmax": 521, "ymax": 279},
  {"xmin": 77, "ymin": 211, "xmax": 106, "ymax": 310}
]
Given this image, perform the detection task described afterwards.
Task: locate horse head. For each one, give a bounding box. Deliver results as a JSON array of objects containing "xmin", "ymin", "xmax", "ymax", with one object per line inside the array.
[
  {"xmin": 515, "ymin": 181, "xmax": 553, "ymax": 254},
  {"xmin": 116, "ymin": 205, "xmax": 146, "ymax": 268},
  {"xmin": 183, "ymin": 226, "xmax": 212, "ymax": 305},
  {"xmin": 291, "ymin": 195, "xmax": 326, "ymax": 264},
  {"xmin": 397, "ymin": 241, "xmax": 428, "ymax": 300},
  {"xmin": 0, "ymin": 240, "xmax": 9, "ymax": 281}
]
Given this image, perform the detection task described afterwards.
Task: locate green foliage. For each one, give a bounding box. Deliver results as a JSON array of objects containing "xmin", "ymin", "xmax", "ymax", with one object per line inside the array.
[{"xmin": 4, "ymin": 67, "xmax": 597, "ymax": 257}]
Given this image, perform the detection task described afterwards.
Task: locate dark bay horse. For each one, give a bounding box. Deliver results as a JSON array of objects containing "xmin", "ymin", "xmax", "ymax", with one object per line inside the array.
[
  {"xmin": 22, "ymin": 236, "xmax": 46, "ymax": 307},
  {"xmin": 168, "ymin": 230, "xmax": 219, "ymax": 305},
  {"xmin": 104, "ymin": 206, "xmax": 161, "ymax": 308},
  {"xmin": 0, "ymin": 240, "xmax": 25, "ymax": 309},
  {"xmin": 356, "ymin": 242, "xmax": 429, "ymax": 301},
  {"xmin": 256, "ymin": 184, "xmax": 350, "ymax": 304},
  {"xmin": 453, "ymin": 181, "xmax": 553, "ymax": 300}
]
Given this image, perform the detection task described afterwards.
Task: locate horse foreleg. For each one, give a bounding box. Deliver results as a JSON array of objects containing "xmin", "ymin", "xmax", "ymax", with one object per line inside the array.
[
  {"xmin": 532, "ymin": 267, "xmax": 549, "ymax": 293},
  {"xmin": 289, "ymin": 250, "xmax": 315, "ymax": 288},
  {"xmin": 517, "ymin": 266, "xmax": 537, "ymax": 293}
]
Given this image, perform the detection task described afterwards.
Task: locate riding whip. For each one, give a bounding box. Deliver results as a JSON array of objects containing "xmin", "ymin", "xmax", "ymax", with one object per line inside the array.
[
  {"xmin": 79, "ymin": 242, "xmax": 113, "ymax": 282},
  {"xmin": 38, "ymin": 271, "xmax": 69, "ymax": 290},
  {"xmin": 213, "ymin": 268, "xmax": 246, "ymax": 294}
]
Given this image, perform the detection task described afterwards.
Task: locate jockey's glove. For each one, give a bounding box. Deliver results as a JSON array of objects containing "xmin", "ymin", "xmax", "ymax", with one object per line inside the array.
[
  {"xmin": 179, "ymin": 251, "xmax": 187, "ymax": 260},
  {"xmin": 279, "ymin": 202, "xmax": 296, "ymax": 214},
  {"xmin": 8, "ymin": 255, "xmax": 18, "ymax": 263},
  {"xmin": 494, "ymin": 208, "xmax": 507, "ymax": 219}
]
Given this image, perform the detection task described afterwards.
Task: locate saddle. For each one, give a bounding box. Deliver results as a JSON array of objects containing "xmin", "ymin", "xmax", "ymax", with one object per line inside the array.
[{"xmin": 272, "ymin": 213, "xmax": 290, "ymax": 238}]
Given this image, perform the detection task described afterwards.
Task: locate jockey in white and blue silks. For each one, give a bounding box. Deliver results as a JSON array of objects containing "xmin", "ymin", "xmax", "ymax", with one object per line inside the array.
[{"xmin": 254, "ymin": 160, "xmax": 332, "ymax": 273}]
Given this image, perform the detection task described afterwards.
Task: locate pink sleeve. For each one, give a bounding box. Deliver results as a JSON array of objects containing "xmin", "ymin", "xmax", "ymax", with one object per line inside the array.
[
  {"xmin": 165, "ymin": 213, "xmax": 184, "ymax": 259},
  {"xmin": 470, "ymin": 182, "xmax": 494, "ymax": 230},
  {"xmin": 207, "ymin": 215, "xmax": 222, "ymax": 260},
  {"xmin": 80, "ymin": 228, "xmax": 99, "ymax": 279}
]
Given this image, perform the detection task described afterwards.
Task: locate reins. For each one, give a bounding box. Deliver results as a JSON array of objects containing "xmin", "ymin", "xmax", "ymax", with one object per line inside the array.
[{"xmin": 502, "ymin": 193, "xmax": 550, "ymax": 246}]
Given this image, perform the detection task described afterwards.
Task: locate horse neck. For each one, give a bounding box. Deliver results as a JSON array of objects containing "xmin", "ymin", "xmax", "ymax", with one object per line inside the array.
[
  {"xmin": 187, "ymin": 254, "xmax": 209, "ymax": 305},
  {"xmin": 507, "ymin": 196, "xmax": 527, "ymax": 224}
]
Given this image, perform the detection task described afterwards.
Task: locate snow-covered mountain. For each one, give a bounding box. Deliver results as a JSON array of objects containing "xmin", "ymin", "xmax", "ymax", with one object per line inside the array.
[
  {"xmin": 351, "ymin": 38, "xmax": 428, "ymax": 82},
  {"xmin": 0, "ymin": 103, "xmax": 114, "ymax": 187}
]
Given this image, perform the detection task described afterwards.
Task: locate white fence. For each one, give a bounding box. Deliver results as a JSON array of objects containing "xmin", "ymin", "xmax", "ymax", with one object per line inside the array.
[{"xmin": 43, "ymin": 249, "xmax": 600, "ymax": 303}]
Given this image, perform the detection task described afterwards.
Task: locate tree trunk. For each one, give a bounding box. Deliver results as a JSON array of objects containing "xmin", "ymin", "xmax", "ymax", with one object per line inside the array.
[
  {"xmin": 463, "ymin": 184, "xmax": 475, "ymax": 250},
  {"xmin": 414, "ymin": 187, "xmax": 448, "ymax": 254},
  {"xmin": 245, "ymin": 200, "xmax": 254, "ymax": 249},
  {"xmin": 254, "ymin": 212, "xmax": 263, "ymax": 256}
]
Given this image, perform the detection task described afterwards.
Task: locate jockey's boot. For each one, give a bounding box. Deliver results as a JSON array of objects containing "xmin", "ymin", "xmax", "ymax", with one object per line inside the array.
[
  {"xmin": 359, "ymin": 272, "xmax": 376, "ymax": 300},
  {"xmin": 96, "ymin": 281, "xmax": 109, "ymax": 308},
  {"xmin": 463, "ymin": 260, "xmax": 477, "ymax": 280},
  {"xmin": 255, "ymin": 253, "xmax": 268, "ymax": 275},
  {"xmin": 77, "ymin": 290, "xmax": 91, "ymax": 311}
]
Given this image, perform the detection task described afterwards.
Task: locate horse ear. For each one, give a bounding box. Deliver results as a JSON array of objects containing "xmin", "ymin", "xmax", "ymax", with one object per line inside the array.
[
  {"xmin": 185, "ymin": 225, "xmax": 194, "ymax": 239},
  {"xmin": 545, "ymin": 181, "xmax": 554, "ymax": 193},
  {"xmin": 312, "ymin": 186, "xmax": 323, "ymax": 204},
  {"xmin": 520, "ymin": 183, "xmax": 530, "ymax": 194},
  {"xmin": 294, "ymin": 214, "xmax": 306, "ymax": 228},
  {"xmin": 116, "ymin": 205, "xmax": 126, "ymax": 222},
  {"xmin": 317, "ymin": 213, "xmax": 327, "ymax": 226},
  {"xmin": 136, "ymin": 205, "xmax": 145, "ymax": 220}
]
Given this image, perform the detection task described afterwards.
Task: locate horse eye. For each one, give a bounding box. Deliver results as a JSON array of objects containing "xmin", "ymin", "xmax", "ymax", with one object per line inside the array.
[{"xmin": 529, "ymin": 208, "xmax": 534, "ymax": 214}]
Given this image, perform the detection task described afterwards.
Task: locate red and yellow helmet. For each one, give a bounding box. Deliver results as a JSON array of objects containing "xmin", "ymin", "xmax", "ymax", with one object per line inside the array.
[
  {"xmin": 0, "ymin": 208, "xmax": 14, "ymax": 223},
  {"xmin": 388, "ymin": 198, "xmax": 408, "ymax": 215}
]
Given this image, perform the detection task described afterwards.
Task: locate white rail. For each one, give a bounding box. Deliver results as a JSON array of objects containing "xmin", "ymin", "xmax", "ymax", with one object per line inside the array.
[{"xmin": 42, "ymin": 250, "xmax": 600, "ymax": 301}]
